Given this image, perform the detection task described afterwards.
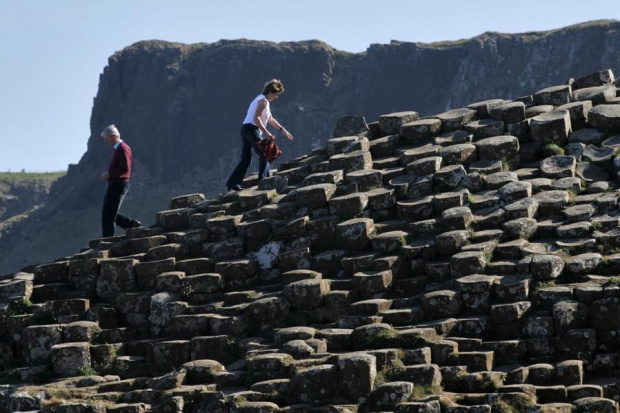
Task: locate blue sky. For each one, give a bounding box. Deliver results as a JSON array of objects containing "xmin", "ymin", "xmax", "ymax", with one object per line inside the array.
[{"xmin": 0, "ymin": 0, "xmax": 617, "ymax": 172}]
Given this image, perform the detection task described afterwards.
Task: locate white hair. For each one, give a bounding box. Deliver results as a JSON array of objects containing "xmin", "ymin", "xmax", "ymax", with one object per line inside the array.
[{"xmin": 101, "ymin": 124, "xmax": 120, "ymax": 138}]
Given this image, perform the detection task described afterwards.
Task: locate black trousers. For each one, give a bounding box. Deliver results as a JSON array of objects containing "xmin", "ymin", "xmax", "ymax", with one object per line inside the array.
[
  {"xmin": 102, "ymin": 181, "xmax": 136, "ymax": 237},
  {"xmin": 226, "ymin": 123, "xmax": 270, "ymax": 188}
]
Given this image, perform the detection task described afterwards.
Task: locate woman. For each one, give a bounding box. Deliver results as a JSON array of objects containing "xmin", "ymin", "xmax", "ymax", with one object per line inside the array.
[{"xmin": 226, "ymin": 79, "xmax": 295, "ymax": 191}]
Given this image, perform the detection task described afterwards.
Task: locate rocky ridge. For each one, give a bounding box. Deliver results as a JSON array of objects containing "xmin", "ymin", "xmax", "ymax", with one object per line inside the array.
[
  {"xmin": 3, "ymin": 20, "xmax": 620, "ymax": 275},
  {"xmin": 2, "ymin": 69, "xmax": 620, "ymax": 412}
]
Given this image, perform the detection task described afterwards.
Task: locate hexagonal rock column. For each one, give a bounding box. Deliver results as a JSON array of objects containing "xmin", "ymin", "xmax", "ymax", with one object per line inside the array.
[
  {"xmin": 467, "ymin": 99, "xmax": 504, "ymax": 118},
  {"xmin": 290, "ymin": 364, "xmax": 338, "ymax": 404},
  {"xmin": 450, "ymin": 251, "xmax": 486, "ymax": 278},
  {"xmin": 372, "ymin": 381, "xmax": 415, "ymax": 409},
  {"xmin": 34, "ymin": 261, "xmax": 69, "ymax": 283},
  {"xmin": 190, "ymin": 336, "xmax": 234, "ymax": 363},
  {"xmin": 535, "ymin": 190, "xmax": 570, "ymax": 216},
  {"xmin": 156, "ymin": 208, "xmax": 190, "ymax": 231},
  {"xmin": 503, "ymin": 218, "xmax": 537, "ymax": 240},
  {"xmin": 397, "ymin": 196, "xmax": 434, "ymax": 221},
  {"xmin": 400, "ymin": 118, "xmax": 442, "ymax": 142},
  {"xmin": 540, "ymin": 155, "xmax": 576, "ymax": 179},
  {"xmin": 371, "ymin": 231, "xmax": 409, "ymax": 253},
  {"xmin": 51, "ymin": 342, "xmax": 91, "ymax": 377},
  {"xmin": 333, "ymin": 115, "xmax": 369, "ymax": 138},
  {"xmin": 22, "ymin": 324, "xmax": 63, "ymax": 364},
  {"xmin": 574, "ymin": 69, "xmax": 615, "ymax": 89},
  {"xmin": 534, "ymin": 84, "xmax": 573, "ymax": 105},
  {"xmin": 152, "ymin": 340, "xmax": 190, "ymax": 373},
  {"xmin": 181, "ymin": 359, "xmax": 224, "ymax": 384},
  {"xmin": 441, "ymin": 207, "xmax": 473, "ymax": 231},
  {"xmin": 326, "ymin": 136, "xmax": 370, "ymax": 156},
  {"xmin": 490, "ymin": 301, "xmax": 531, "ymax": 332},
  {"xmin": 564, "ymin": 253, "xmax": 602, "ymax": 275},
  {"xmin": 237, "ymin": 189, "xmax": 277, "ymax": 210},
  {"xmin": 369, "ymin": 134, "xmax": 400, "ymax": 158},
  {"xmin": 352, "ymin": 270, "xmax": 393, "ymax": 294},
  {"xmin": 337, "ymin": 353, "xmax": 377, "ymax": 402},
  {"xmin": 400, "ymin": 364, "xmax": 442, "ymax": 386},
  {"xmin": 582, "ymin": 144, "xmax": 616, "ymax": 167},
  {"xmin": 405, "ymin": 156, "xmax": 442, "ymax": 176},
  {"xmin": 483, "ymin": 171, "xmax": 518, "ymax": 190},
  {"xmin": 465, "ymin": 119, "xmax": 505, "ymax": 139},
  {"xmin": 455, "ymin": 274, "xmax": 497, "ymax": 314},
  {"xmin": 379, "ymin": 111, "xmax": 419, "ymax": 136},
  {"xmin": 590, "ymin": 297, "xmax": 620, "ymax": 330},
  {"xmin": 555, "ymin": 359, "xmax": 583, "ymax": 386},
  {"xmin": 275, "ymin": 326, "xmax": 316, "ymax": 346},
  {"xmin": 367, "ymin": 187, "xmax": 396, "ymax": 211},
  {"xmin": 553, "ymin": 301, "xmax": 588, "ymax": 336},
  {"xmin": 530, "ymin": 109, "xmax": 572, "ymax": 145},
  {"xmin": 169, "ymin": 193, "xmax": 205, "ymax": 209},
  {"xmin": 434, "ymin": 165, "xmax": 468, "ymax": 191},
  {"xmin": 498, "ymin": 181, "xmax": 532, "ymax": 204},
  {"xmin": 295, "ymin": 183, "xmax": 337, "ymax": 209},
  {"xmin": 284, "ymin": 279, "xmax": 330, "ymax": 310},
  {"xmin": 328, "ymin": 192, "xmax": 369, "ymax": 216},
  {"xmin": 345, "ymin": 169, "xmax": 382, "ymax": 191},
  {"xmin": 573, "ymin": 397, "xmax": 619, "ymax": 413},
  {"xmin": 206, "ymin": 215, "xmax": 241, "ymax": 234},
  {"xmin": 490, "ymin": 101, "xmax": 526, "ymax": 123},
  {"xmin": 589, "ymin": 104, "xmax": 620, "ymax": 132},
  {"xmin": 436, "ymin": 107, "xmax": 477, "ymax": 132},
  {"xmin": 422, "ymin": 290, "xmax": 462, "ymax": 319},
  {"xmin": 63, "ymin": 321, "xmax": 100, "ymax": 342},
  {"xmin": 97, "ymin": 258, "xmax": 138, "ymax": 299},
  {"xmin": 441, "ymin": 144, "xmax": 477, "ymax": 166},
  {"xmin": 335, "ymin": 218, "xmax": 374, "ymax": 251},
  {"xmin": 573, "ymin": 85, "xmax": 617, "ymax": 105},
  {"xmin": 435, "ymin": 230, "xmax": 471, "ymax": 256},
  {"xmin": 328, "ymin": 150, "xmax": 373, "ymax": 174},
  {"xmin": 530, "ymin": 254, "xmax": 565, "ymax": 281},
  {"xmin": 474, "ymin": 135, "xmax": 520, "ymax": 161}
]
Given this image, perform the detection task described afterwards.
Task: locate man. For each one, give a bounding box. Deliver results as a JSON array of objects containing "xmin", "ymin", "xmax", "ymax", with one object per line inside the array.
[{"xmin": 100, "ymin": 124, "xmax": 141, "ymax": 237}]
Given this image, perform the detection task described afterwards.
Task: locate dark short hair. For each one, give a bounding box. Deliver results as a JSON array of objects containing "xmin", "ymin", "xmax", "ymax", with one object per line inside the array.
[{"xmin": 262, "ymin": 79, "xmax": 284, "ymax": 95}]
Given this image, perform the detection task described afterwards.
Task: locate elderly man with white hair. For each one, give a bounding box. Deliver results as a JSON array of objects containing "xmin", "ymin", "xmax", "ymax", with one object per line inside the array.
[{"xmin": 100, "ymin": 124, "xmax": 141, "ymax": 237}]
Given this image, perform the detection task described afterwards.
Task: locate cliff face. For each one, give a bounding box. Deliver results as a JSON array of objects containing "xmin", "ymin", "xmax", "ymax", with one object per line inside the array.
[{"xmin": 2, "ymin": 20, "xmax": 620, "ymax": 273}]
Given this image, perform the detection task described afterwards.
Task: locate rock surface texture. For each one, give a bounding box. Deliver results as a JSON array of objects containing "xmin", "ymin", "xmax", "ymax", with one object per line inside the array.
[{"xmin": 4, "ymin": 67, "xmax": 620, "ymax": 412}]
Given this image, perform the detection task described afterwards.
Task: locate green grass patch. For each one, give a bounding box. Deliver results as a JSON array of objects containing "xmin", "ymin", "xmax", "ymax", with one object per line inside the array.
[
  {"xmin": 80, "ymin": 367, "xmax": 98, "ymax": 376},
  {"xmin": 0, "ymin": 171, "xmax": 66, "ymax": 182},
  {"xmin": 410, "ymin": 384, "xmax": 443, "ymax": 400},
  {"xmin": 541, "ymin": 144, "xmax": 565, "ymax": 157}
]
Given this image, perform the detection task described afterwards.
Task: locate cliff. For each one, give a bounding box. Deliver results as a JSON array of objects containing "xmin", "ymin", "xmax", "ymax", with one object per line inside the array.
[
  {"xmin": 1, "ymin": 19, "xmax": 620, "ymax": 274},
  {"xmin": 0, "ymin": 172, "xmax": 64, "ymax": 243}
]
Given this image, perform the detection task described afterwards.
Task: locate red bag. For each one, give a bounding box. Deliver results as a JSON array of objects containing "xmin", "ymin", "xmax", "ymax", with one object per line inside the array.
[{"xmin": 258, "ymin": 139, "xmax": 282, "ymax": 162}]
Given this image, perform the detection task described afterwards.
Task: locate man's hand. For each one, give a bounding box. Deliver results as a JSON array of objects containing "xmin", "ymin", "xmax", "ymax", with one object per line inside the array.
[{"xmin": 101, "ymin": 172, "xmax": 110, "ymax": 181}]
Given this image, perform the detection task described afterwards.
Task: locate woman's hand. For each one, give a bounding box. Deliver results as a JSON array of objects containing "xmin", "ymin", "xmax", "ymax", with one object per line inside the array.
[
  {"xmin": 266, "ymin": 132, "xmax": 275, "ymax": 141},
  {"xmin": 281, "ymin": 128, "xmax": 294, "ymax": 141}
]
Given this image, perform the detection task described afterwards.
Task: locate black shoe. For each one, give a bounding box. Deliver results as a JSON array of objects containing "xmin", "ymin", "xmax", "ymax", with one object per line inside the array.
[{"xmin": 227, "ymin": 184, "xmax": 243, "ymax": 191}]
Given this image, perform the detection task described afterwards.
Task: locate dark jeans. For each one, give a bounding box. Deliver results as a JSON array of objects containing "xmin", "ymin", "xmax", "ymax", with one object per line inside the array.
[
  {"xmin": 226, "ymin": 123, "xmax": 270, "ymax": 188},
  {"xmin": 102, "ymin": 181, "xmax": 136, "ymax": 237}
]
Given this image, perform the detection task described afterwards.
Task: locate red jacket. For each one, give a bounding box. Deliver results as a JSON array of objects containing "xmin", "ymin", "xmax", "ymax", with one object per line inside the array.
[{"xmin": 108, "ymin": 141, "xmax": 132, "ymax": 182}]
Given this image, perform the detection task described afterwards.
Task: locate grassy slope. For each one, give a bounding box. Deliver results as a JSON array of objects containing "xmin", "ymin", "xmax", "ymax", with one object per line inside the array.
[{"xmin": 0, "ymin": 171, "xmax": 66, "ymax": 182}]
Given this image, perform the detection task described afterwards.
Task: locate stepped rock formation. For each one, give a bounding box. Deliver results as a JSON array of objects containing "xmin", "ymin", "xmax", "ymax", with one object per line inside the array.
[
  {"xmin": 2, "ymin": 67, "xmax": 620, "ymax": 412},
  {"xmin": 3, "ymin": 20, "xmax": 620, "ymax": 274}
]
